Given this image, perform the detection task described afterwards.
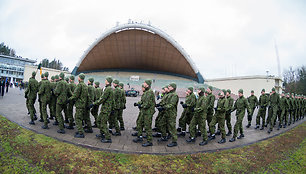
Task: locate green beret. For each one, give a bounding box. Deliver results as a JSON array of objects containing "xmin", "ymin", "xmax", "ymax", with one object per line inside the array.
[
  {"xmin": 65, "ymin": 77, "xmax": 69, "ymax": 82},
  {"xmin": 282, "ymin": 91, "xmax": 285, "ymax": 94},
  {"xmin": 164, "ymin": 86, "xmax": 168, "ymax": 89},
  {"xmin": 119, "ymin": 83, "xmax": 124, "ymax": 88},
  {"xmin": 59, "ymin": 72, "xmax": 65, "ymax": 79},
  {"xmin": 222, "ymin": 89, "xmax": 227, "ymax": 94},
  {"xmin": 227, "ymin": 89, "xmax": 231, "ymax": 94},
  {"xmin": 208, "ymin": 86, "xmax": 213, "ymax": 91},
  {"xmin": 169, "ymin": 82, "xmax": 177, "ymax": 89},
  {"xmin": 78, "ymin": 73, "xmax": 85, "ymax": 80},
  {"xmin": 106, "ymin": 76, "xmax": 113, "ymax": 83},
  {"xmin": 55, "ymin": 75, "xmax": 59, "ymax": 79},
  {"xmin": 188, "ymin": 87, "xmax": 193, "ymax": 92},
  {"xmin": 145, "ymin": 79, "xmax": 152, "ymax": 87},
  {"xmin": 198, "ymin": 87, "xmax": 205, "ymax": 92},
  {"xmin": 262, "ymin": 89, "xmax": 265, "ymax": 92},
  {"xmin": 238, "ymin": 89, "xmax": 243, "ymax": 94},
  {"xmin": 113, "ymin": 79, "xmax": 119, "ymax": 85},
  {"xmin": 88, "ymin": 77, "xmax": 94, "ymax": 83},
  {"xmin": 251, "ymin": 90, "xmax": 254, "ymax": 93},
  {"xmin": 51, "ymin": 76, "xmax": 55, "ymax": 80},
  {"xmin": 70, "ymin": 75, "xmax": 75, "ymax": 80},
  {"xmin": 32, "ymin": 71, "xmax": 36, "ymax": 77},
  {"xmin": 95, "ymin": 81, "xmax": 100, "ymax": 86},
  {"xmin": 44, "ymin": 72, "xmax": 49, "ymax": 77},
  {"xmin": 41, "ymin": 73, "xmax": 44, "ymax": 78},
  {"xmin": 272, "ymin": 88, "xmax": 275, "ymax": 91}
]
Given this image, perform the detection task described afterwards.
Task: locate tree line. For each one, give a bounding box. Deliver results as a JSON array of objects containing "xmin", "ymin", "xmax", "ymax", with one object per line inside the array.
[
  {"xmin": 0, "ymin": 42, "xmax": 16, "ymax": 57},
  {"xmin": 283, "ymin": 65, "xmax": 306, "ymax": 95}
]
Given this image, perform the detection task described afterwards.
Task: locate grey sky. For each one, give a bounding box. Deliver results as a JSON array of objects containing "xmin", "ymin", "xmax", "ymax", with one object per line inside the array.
[{"xmin": 1, "ymin": 0, "xmax": 305, "ymax": 79}]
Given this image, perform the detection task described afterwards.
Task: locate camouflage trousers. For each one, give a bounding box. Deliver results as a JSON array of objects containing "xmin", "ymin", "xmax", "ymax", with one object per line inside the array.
[
  {"xmin": 110, "ymin": 110, "xmax": 120, "ymax": 133},
  {"xmin": 98, "ymin": 111, "xmax": 111, "ymax": 140},
  {"xmin": 75, "ymin": 107, "xmax": 85, "ymax": 134},
  {"xmin": 50, "ymin": 96, "xmax": 56, "ymax": 119},
  {"xmin": 256, "ymin": 107, "xmax": 266, "ymax": 126},
  {"xmin": 67, "ymin": 102, "xmax": 75, "ymax": 127},
  {"xmin": 269, "ymin": 106, "xmax": 278, "ymax": 131},
  {"xmin": 39, "ymin": 100, "xmax": 43, "ymax": 120},
  {"xmin": 233, "ymin": 112, "xmax": 245, "ymax": 138},
  {"xmin": 190, "ymin": 112, "xmax": 208, "ymax": 141},
  {"xmin": 178, "ymin": 108, "xmax": 193, "ymax": 131},
  {"xmin": 206, "ymin": 108, "xmax": 214, "ymax": 127},
  {"xmin": 56, "ymin": 103, "xmax": 66, "ymax": 130},
  {"xmin": 27, "ymin": 97, "xmax": 36, "ymax": 120},
  {"xmin": 137, "ymin": 111, "xmax": 153, "ymax": 143},
  {"xmin": 225, "ymin": 112, "xmax": 232, "ymax": 133},
  {"xmin": 266, "ymin": 107, "xmax": 273, "ymax": 126},
  {"xmin": 247, "ymin": 107, "xmax": 256, "ymax": 125},
  {"xmin": 91, "ymin": 105, "xmax": 99, "ymax": 125},
  {"xmin": 117, "ymin": 109, "xmax": 124, "ymax": 129},
  {"xmin": 167, "ymin": 112, "xmax": 178, "ymax": 142},
  {"xmin": 84, "ymin": 108, "xmax": 93, "ymax": 130},
  {"xmin": 41, "ymin": 101, "xmax": 49, "ymax": 126},
  {"xmin": 209, "ymin": 113, "xmax": 226, "ymax": 139},
  {"xmin": 280, "ymin": 109, "xmax": 288, "ymax": 125},
  {"xmin": 154, "ymin": 111, "xmax": 164, "ymax": 131}
]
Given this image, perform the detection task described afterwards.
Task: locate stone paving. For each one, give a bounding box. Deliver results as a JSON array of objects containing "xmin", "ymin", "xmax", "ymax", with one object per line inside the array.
[{"xmin": 0, "ymin": 88, "xmax": 304, "ymax": 154}]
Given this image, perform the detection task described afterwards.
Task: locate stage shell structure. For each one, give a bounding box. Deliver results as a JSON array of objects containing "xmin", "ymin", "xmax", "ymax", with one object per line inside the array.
[{"xmin": 72, "ymin": 23, "xmax": 204, "ymax": 83}]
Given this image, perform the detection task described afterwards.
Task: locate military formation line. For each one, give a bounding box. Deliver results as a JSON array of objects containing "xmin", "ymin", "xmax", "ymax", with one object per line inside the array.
[{"xmin": 25, "ymin": 71, "xmax": 305, "ymax": 148}]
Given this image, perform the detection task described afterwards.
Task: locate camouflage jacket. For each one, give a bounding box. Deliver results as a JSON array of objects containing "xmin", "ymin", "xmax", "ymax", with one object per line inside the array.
[
  {"xmin": 269, "ymin": 93, "xmax": 280, "ymax": 108},
  {"xmin": 258, "ymin": 94, "xmax": 269, "ymax": 108},
  {"xmin": 279, "ymin": 96, "xmax": 289, "ymax": 110},
  {"xmin": 206, "ymin": 93, "xmax": 215, "ymax": 110},
  {"xmin": 69, "ymin": 81, "xmax": 88, "ymax": 109},
  {"xmin": 87, "ymin": 84, "xmax": 95, "ymax": 104},
  {"xmin": 38, "ymin": 79, "xmax": 51, "ymax": 103},
  {"xmin": 25, "ymin": 77, "xmax": 38, "ymax": 100},
  {"xmin": 113, "ymin": 86, "xmax": 122, "ymax": 110},
  {"xmin": 247, "ymin": 95, "xmax": 258, "ymax": 108},
  {"xmin": 138, "ymin": 88, "xmax": 156, "ymax": 115},
  {"xmin": 194, "ymin": 95, "xmax": 207, "ymax": 114},
  {"xmin": 54, "ymin": 79, "xmax": 70, "ymax": 105},
  {"xmin": 94, "ymin": 87, "xmax": 103, "ymax": 103},
  {"xmin": 185, "ymin": 93, "xmax": 196, "ymax": 112},
  {"xmin": 215, "ymin": 97, "xmax": 228, "ymax": 116},
  {"xmin": 232, "ymin": 96, "xmax": 251, "ymax": 116},
  {"xmin": 94, "ymin": 85, "xmax": 114, "ymax": 113},
  {"xmin": 120, "ymin": 88, "xmax": 126, "ymax": 109},
  {"xmin": 164, "ymin": 90, "xmax": 178, "ymax": 116},
  {"xmin": 226, "ymin": 96, "xmax": 234, "ymax": 113}
]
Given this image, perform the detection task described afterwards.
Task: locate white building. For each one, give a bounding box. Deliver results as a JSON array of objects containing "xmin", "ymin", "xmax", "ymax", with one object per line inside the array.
[{"xmin": 205, "ymin": 75, "xmax": 283, "ymax": 97}]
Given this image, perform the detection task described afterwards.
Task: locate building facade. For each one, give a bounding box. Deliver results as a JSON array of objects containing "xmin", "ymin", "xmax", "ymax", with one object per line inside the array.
[
  {"xmin": 0, "ymin": 55, "xmax": 36, "ymax": 82},
  {"xmin": 23, "ymin": 65, "xmax": 71, "ymax": 82}
]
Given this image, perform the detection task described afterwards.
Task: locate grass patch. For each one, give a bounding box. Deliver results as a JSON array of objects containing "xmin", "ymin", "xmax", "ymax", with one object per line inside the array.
[{"xmin": 0, "ymin": 115, "xmax": 305, "ymax": 173}]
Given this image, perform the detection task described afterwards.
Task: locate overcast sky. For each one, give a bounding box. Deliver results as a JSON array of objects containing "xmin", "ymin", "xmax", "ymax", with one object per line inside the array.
[{"xmin": 1, "ymin": 0, "xmax": 305, "ymax": 79}]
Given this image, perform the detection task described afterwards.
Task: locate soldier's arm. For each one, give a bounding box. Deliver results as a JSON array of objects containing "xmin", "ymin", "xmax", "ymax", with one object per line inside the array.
[
  {"xmin": 94, "ymin": 87, "xmax": 110, "ymax": 105},
  {"xmin": 38, "ymin": 82, "xmax": 44, "ymax": 95},
  {"xmin": 245, "ymin": 99, "xmax": 252, "ymax": 114},
  {"xmin": 69, "ymin": 84, "xmax": 81, "ymax": 101},
  {"xmin": 164, "ymin": 94, "xmax": 178, "ymax": 109},
  {"xmin": 141, "ymin": 92, "xmax": 155, "ymax": 109},
  {"xmin": 187, "ymin": 95, "xmax": 196, "ymax": 107},
  {"xmin": 54, "ymin": 82, "xmax": 62, "ymax": 96}
]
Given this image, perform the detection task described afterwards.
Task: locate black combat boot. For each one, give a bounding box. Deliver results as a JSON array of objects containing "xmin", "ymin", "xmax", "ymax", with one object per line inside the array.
[
  {"xmin": 215, "ymin": 130, "xmax": 221, "ymax": 135},
  {"xmin": 65, "ymin": 119, "xmax": 69, "ymax": 123},
  {"xmin": 177, "ymin": 127, "xmax": 182, "ymax": 132},
  {"xmin": 218, "ymin": 138, "xmax": 226, "ymax": 144},
  {"xmin": 226, "ymin": 131, "xmax": 232, "ymax": 136},
  {"xmin": 177, "ymin": 131, "xmax": 186, "ymax": 137},
  {"xmin": 267, "ymin": 129, "xmax": 272, "ymax": 134},
  {"xmin": 57, "ymin": 129, "xmax": 65, "ymax": 134},
  {"xmin": 101, "ymin": 139, "xmax": 112, "ymax": 143},
  {"xmin": 237, "ymin": 134, "xmax": 244, "ymax": 139},
  {"xmin": 186, "ymin": 137, "xmax": 196, "ymax": 143},
  {"xmin": 229, "ymin": 137, "xmax": 236, "ymax": 142},
  {"xmin": 96, "ymin": 134, "xmax": 105, "ymax": 139},
  {"xmin": 158, "ymin": 136, "xmax": 168, "ymax": 142},
  {"xmin": 208, "ymin": 134, "xmax": 216, "ymax": 141},
  {"xmin": 199, "ymin": 140, "xmax": 208, "ymax": 146},
  {"xmin": 132, "ymin": 126, "xmax": 137, "ymax": 130},
  {"xmin": 65, "ymin": 125, "xmax": 74, "ymax": 130},
  {"xmin": 152, "ymin": 132, "xmax": 162, "ymax": 137},
  {"xmin": 41, "ymin": 125, "xmax": 49, "ymax": 129},
  {"xmin": 131, "ymin": 132, "xmax": 138, "ymax": 136},
  {"xmin": 39, "ymin": 118, "xmax": 44, "ymax": 122},
  {"xmin": 74, "ymin": 132, "xmax": 85, "ymax": 138},
  {"xmin": 255, "ymin": 125, "xmax": 259, "ymax": 129},
  {"xmin": 53, "ymin": 120, "xmax": 59, "ymax": 125},
  {"xmin": 260, "ymin": 126, "xmax": 264, "ymax": 130},
  {"xmin": 167, "ymin": 142, "xmax": 178, "ymax": 147},
  {"xmin": 133, "ymin": 136, "xmax": 143, "ymax": 143},
  {"xmin": 283, "ymin": 124, "xmax": 287, "ymax": 128},
  {"xmin": 112, "ymin": 132, "xmax": 121, "ymax": 136},
  {"xmin": 246, "ymin": 123, "xmax": 251, "ymax": 128},
  {"xmin": 29, "ymin": 120, "xmax": 35, "ymax": 125},
  {"xmin": 142, "ymin": 142, "xmax": 153, "ymax": 147},
  {"xmin": 84, "ymin": 128, "xmax": 93, "ymax": 133}
]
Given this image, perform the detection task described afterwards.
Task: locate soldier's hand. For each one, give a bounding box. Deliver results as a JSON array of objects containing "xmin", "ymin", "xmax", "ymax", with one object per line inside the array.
[
  {"xmin": 89, "ymin": 104, "xmax": 94, "ymax": 108},
  {"xmin": 134, "ymin": 103, "xmax": 138, "ymax": 107},
  {"xmin": 65, "ymin": 100, "xmax": 70, "ymax": 104},
  {"xmin": 180, "ymin": 101, "xmax": 184, "ymax": 105},
  {"xmin": 182, "ymin": 104, "xmax": 187, "ymax": 108},
  {"xmin": 138, "ymin": 104, "xmax": 142, "ymax": 109},
  {"xmin": 123, "ymin": 105, "xmax": 126, "ymax": 109},
  {"xmin": 157, "ymin": 106, "xmax": 164, "ymax": 112},
  {"xmin": 155, "ymin": 103, "xmax": 160, "ymax": 107}
]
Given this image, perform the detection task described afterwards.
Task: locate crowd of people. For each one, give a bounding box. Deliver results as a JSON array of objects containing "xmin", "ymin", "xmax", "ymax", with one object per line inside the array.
[{"xmin": 24, "ymin": 71, "xmax": 305, "ymax": 148}]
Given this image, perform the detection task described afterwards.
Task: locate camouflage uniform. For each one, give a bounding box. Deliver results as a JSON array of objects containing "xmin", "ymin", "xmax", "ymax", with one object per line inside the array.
[
  {"xmin": 225, "ymin": 89, "xmax": 234, "ymax": 134},
  {"xmin": 38, "ymin": 73, "xmax": 45, "ymax": 121},
  {"xmin": 230, "ymin": 89, "xmax": 251, "ymax": 141},
  {"xmin": 110, "ymin": 79, "xmax": 121, "ymax": 133},
  {"xmin": 63, "ymin": 77, "xmax": 70, "ymax": 123},
  {"xmin": 178, "ymin": 87, "xmax": 196, "ymax": 133},
  {"xmin": 38, "ymin": 72, "xmax": 51, "ymax": 127},
  {"xmin": 206, "ymin": 86, "xmax": 215, "ymax": 127},
  {"xmin": 69, "ymin": 74, "xmax": 88, "ymax": 136},
  {"xmin": 155, "ymin": 87, "xmax": 168, "ymax": 132},
  {"xmin": 247, "ymin": 91, "xmax": 258, "ymax": 127},
  {"xmin": 118, "ymin": 83, "xmax": 126, "ymax": 129},
  {"xmin": 136, "ymin": 81, "xmax": 156, "ymax": 144},
  {"xmin": 67, "ymin": 76, "xmax": 76, "ymax": 127},
  {"xmin": 25, "ymin": 72, "xmax": 39, "ymax": 123},
  {"xmin": 279, "ymin": 93, "xmax": 289, "ymax": 127},
  {"xmin": 54, "ymin": 73, "xmax": 71, "ymax": 131},
  {"xmin": 91, "ymin": 81, "xmax": 102, "ymax": 127},
  {"xmin": 49, "ymin": 76, "xmax": 57, "ymax": 120},
  {"xmin": 84, "ymin": 78, "xmax": 94, "ymax": 131},
  {"xmin": 93, "ymin": 77, "xmax": 114, "ymax": 141},
  {"xmin": 256, "ymin": 90, "xmax": 269, "ymax": 128},
  {"xmin": 268, "ymin": 88, "xmax": 280, "ymax": 133}
]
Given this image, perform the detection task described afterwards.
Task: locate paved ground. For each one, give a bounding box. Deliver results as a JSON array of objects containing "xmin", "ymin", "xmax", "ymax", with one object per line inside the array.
[{"xmin": 0, "ymin": 88, "xmax": 304, "ymax": 154}]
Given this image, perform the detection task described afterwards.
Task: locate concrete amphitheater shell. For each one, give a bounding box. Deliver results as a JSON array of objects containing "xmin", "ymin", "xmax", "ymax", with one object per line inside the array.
[{"xmin": 72, "ymin": 23, "xmax": 204, "ymax": 83}]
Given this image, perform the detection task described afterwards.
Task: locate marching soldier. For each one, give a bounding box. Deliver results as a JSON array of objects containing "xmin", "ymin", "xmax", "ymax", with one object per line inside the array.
[
  {"xmin": 91, "ymin": 81, "xmax": 102, "ymax": 128},
  {"xmin": 255, "ymin": 89, "xmax": 268, "ymax": 130},
  {"xmin": 118, "ymin": 83, "xmax": 126, "ymax": 130},
  {"xmin": 133, "ymin": 80, "xmax": 156, "ymax": 147},
  {"xmin": 206, "ymin": 86, "xmax": 215, "ymax": 129},
  {"xmin": 153, "ymin": 86, "xmax": 168, "ymax": 138},
  {"xmin": 267, "ymin": 88, "xmax": 280, "ymax": 134},
  {"xmin": 38, "ymin": 73, "xmax": 45, "ymax": 122},
  {"xmin": 177, "ymin": 87, "xmax": 196, "ymax": 137},
  {"xmin": 38, "ymin": 72, "xmax": 51, "ymax": 129},
  {"xmin": 49, "ymin": 76, "xmax": 57, "ymax": 120},
  {"xmin": 52, "ymin": 75, "xmax": 60, "ymax": 125},
  {"xmin": 230, "ymin": 89, "xmax": 251, "ymax": 142},
  {"xmin": 84, "ymin": 77, "xmax": 94, "ymax": 133},
  {"xmin": 25, "ymin": 71, "xmax": 39, "ymax": 125},
  {"xmin": 66, "ymin": 75, "xmax": 76, "ymax": 129},
  {"xmin": 111, "ymin": 79, "xmax": 122, "ymax": 136},
  {"xmin": 279, "ymin": 92, "xmax": 289, "ymax": 129},
  {"xmin": 247, "ymin": 90, "xmax": 258, "ymax": 128}
]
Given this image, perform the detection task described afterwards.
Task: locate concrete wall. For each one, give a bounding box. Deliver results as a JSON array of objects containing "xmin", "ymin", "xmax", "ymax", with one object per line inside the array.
[
  {"xmin": 24, "ymin": 65, "xmax": 71, "ymax": 82},
  {"xmin": 206, "ymin": 76, "xmax": 283, "ymax": 98}
]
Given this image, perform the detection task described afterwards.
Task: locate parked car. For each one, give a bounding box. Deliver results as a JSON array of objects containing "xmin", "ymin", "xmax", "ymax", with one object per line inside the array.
[{"xmin": 125, "ymin": 88, "xmax": 139, "ymax": 97}]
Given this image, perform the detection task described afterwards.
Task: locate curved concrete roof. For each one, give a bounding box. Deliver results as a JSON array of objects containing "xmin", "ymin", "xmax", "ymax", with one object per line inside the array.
[{"xmin": 72, "ymin": 23, "xmax": 204, "ymax": 83}]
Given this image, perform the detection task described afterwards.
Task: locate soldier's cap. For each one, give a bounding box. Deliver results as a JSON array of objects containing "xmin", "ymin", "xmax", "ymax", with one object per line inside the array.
[
  {"xmin": 65, "ymin": 77, "xmax": 69, "ymax": 81},
  {"xmin": 222, "ymin": 89, "xmax": 227, "ymax": 95},
  {"xmin": 164, "ymin": 86, "xmax": 168, "ymax": 89},
  {"xmin": 218, "ymin": 92, "xmax": 224, "ymax": 96},
  {"xmin": 282, "ymin": 91, "xmax": 285, "ymax": 94},
  {"xmin": 44, "ymin": 72, "xmax": 49, "ymax": 77},
  {"xmin": 70, "ymin": 75, "xmax": 75, "ymax": 80},
  {"xmin": 78, "ymin": 73, "xmax": 85, "ymax": 80},
  {"xmin": 95, "ymin": 81, "xmax": 100, "ymax": 86},
  {"xmin": 145, "ymin": 79, "xmax": 152, "ymax": 87},
  {"xmin": 205, "ymin": 91, "xmax": 208, "ymax": 94},
  {"xmin": 113, "ymin": 79, "xmax": 119, "ymax": 85},
  {"xmin": 198, "ymin": 87, "xmax": 205, "ymax": 92},
  {"xmin": 141, "ymin": 84, "xmax": 145, "ymax": 88},
  {"xmin": 106, "ymin": 76, "xmax": 113, "ymax": 83},
  {"xmin": 51, "ymin": 76, "xmax": 55, "ymax": 80},
  {"xmin": 188, "ymin": 87, "xmax": 193, "ymax": 92},
  {"xmin": 169, "ymin": 82, "xmax": 177, "ymax": 89},
  {"xmin": 88, "ymin": 77, "xmax": 94, "ymax": 83},
  {"xmin": 272, "ymin": 88, "xmax": 275, "ymax": 91},
  {"xmin": 261, "ymin": 89, "xmax": 265, "ymax": 92},
  {"xmin": 227, "ymin": 89, "xmax": 231, "ymax": 94},
  {"xmin": 251, "ymin": 90, "xmax": 254, "ymax": 93},
  {"xmin": 238, "ymin": 89, "xmax": 243, "ymax": 94},
  {"xmin": 41, "ymin": 73, "xmax": 44, "ymax": 78},
  {"xmin": 32, "ymin": 71, "xmax": 36, "ymax": 77},
  {"xmin": 54, "ymin": 75, "xmax": 59, "ymax": 79},
  {"xmin": 119, "ymin": 83, "xmax": 124, "ymax": 88},
  {"xmin": 208, "ymin": 86, "xmax": 213, "ymax": 91},
  {"xmin": 59, "ymin": 72, "xmax": 65, "ymax": 79}
]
